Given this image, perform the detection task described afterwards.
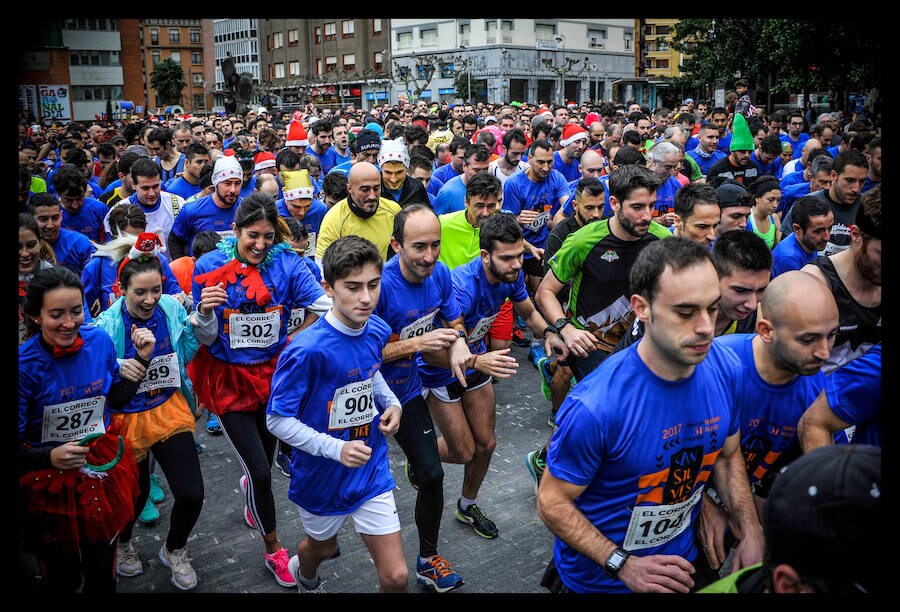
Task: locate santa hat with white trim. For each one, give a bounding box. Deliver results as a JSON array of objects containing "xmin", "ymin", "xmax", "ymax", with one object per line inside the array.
[
  {"xmin": 285, "ymin": 113, "xmax": 309, "ymax": 147},
  {"xmin": 282, "ymin": 169, "xmax": 315, "ymax": 201},
  {"xmin": 212, "ymin": 154, "xmax": 243, "ymax": 186},
  {"xmin": 254, "ymin": 151, "xmax": 276, "ymax": 172},
  {"xmin": 560, "ymin": 124, "xmax": 588, "ymax": 147}
]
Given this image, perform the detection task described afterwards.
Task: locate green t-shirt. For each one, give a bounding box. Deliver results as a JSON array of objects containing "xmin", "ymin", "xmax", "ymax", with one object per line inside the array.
[
  {"xmin": 438, "ymin": 209, "xmax": 481, "ymax": 270},
  {"xmin": 30, "ymin": 176, "xmax": 47, "ymax": 193},
  {"xmin": 698, "ymin": 563, "xmax": 766, "ymax": 593}
]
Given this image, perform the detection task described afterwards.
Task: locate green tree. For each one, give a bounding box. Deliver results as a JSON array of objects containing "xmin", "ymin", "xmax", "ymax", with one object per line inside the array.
[
  {"xmin": 666, "ymin": 19, "xmax": 880, "ymax": 111},
  {"xmin": 150, "ymin": 58, "xmax": 186, "ymax": 106}
]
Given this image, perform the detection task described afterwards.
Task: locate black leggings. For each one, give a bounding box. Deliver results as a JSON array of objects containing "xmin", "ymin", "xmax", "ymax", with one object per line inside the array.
[
  {"xmin": 219, "ymin": 409, "xmax": 278, "ymax": 536},
  {"xmin": 120, "ymin": 431, "xmax": 204, "ymax": 551},
  {"xmin": 393, "ymin": 393, "xmax": 444, "ymax": 558},
  {"xmin": 35, "ymin": 539, "xmax": 117, "ymax": 593}
]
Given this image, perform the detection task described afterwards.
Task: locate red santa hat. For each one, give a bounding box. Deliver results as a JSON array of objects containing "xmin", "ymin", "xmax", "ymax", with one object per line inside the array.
[
  {"xmin": 560, "ymin": 124, "xmax": 588, "ymax": 147},
  {"xmin": 584, "ymin": 112, "xmax": 601, "ymax": 126},
  {"xmin": 285, "ymin": 118, "xmax": 309, "ymax": 147},
  {"xmin": 253, "ymin": 150, "xmax": 276, "ymax": 172},
  {"xmin": 538, "ymin": 107, "xmax": 553, "ymax": 119}
]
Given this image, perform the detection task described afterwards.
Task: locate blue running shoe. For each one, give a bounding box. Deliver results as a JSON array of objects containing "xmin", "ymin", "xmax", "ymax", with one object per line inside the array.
[
  {"xmin": 206, "ymin": 412, "xmax": 222, "ymax": 435},
  {"xmin": 416, "ymin": 555, "xmax": 464, "ymax": 592},
  {"xmin": 528, "ymin": 341, "xmax": 545, "ymax": 369},
  {"xmin": 138, "ymin": 497, "xmax": 159, "ymax": 525},
  {"xmin": 275, "ymin": 451, "xmax": 291, "ymax": 478},
  {"xmin": 149, "ymin": 473, "xmax": 165, "ymax": 504},
  {"xmin": 537, "ymin": 357, "xmax": 553, "ymax": 402}
]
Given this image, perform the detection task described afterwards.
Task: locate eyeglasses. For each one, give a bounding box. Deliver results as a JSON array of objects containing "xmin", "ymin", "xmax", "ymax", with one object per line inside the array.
[{"xmin": 789, "ymin": 121, "xmax": 804, "ymax": 126}]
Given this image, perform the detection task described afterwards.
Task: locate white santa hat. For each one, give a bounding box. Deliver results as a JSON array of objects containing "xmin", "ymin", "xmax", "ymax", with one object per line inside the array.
[
  {"xmin": 377, "ymin": 138, "xmax": 410, "ymax": 168},
  {"xmin": 212, "ymin": 154, "xmax": 244, "ymax": 186}
]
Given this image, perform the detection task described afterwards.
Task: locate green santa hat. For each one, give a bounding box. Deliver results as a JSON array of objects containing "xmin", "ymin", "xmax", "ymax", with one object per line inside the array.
[{"xmin": 729, "ymin": 112, "xmax": 754, "ymax": 152}]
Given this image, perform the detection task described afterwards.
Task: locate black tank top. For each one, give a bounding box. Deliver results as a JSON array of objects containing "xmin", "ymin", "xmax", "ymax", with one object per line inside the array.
[{"xmin": 813, "ymin": 256, "xmax": 881, "ymax": 372}]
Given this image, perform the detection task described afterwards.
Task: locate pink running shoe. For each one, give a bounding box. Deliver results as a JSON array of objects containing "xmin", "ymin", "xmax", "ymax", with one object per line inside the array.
[{"xmin": 265, "ymin": 547, "xmax": 297, "ymax": 587}]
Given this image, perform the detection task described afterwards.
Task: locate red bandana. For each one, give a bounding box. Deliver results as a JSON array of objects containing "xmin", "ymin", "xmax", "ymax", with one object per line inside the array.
[{"xmin": 50, "ymin": 334, "xmax": 85, "ymax": 359}]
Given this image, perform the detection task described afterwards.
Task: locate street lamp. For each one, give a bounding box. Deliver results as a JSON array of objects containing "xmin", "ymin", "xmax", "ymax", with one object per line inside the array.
[{"xmin": 459, "ymin": 45, "xmax": 471, "ymax": 103}]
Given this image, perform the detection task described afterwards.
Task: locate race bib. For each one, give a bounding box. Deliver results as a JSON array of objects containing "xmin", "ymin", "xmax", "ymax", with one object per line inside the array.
[
  {"xmin": 467, "ymin": 314, "xmax": 498, "ymax": 343},
  {"xmin": 287, "ymin": 306, "xmax": 306, "ymax": 334},
  {"xmin": 41, "ymin": 395, "xmax": 107, "ymax": 444},
  {"xmin": 305, "ymin": 232, "xmax": 317, "ymax": 258},
  {"xmin": 399, "ymin": 311, "xmax": 437, "ymax": 340},
  {"xmin": 622, "ymin": 487, "xmax": 703, "ymax": 551},
  {"xmin": 328, "ymin": 377, "xmax": 376, "ymax": 430},
  {"xmin": 525, "ymin": 210, "xmax": 552, "ymax": 231},
  {"xmin": 136, "ymin": 352, "xmax": 181, "ymax": 395},
  {"xmin": 228, "ymin": 309, "xmax": 281, "ymax": 349}
]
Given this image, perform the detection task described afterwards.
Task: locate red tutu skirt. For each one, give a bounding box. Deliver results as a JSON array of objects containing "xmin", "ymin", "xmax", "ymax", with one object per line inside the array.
[
  {"xmin": 19, "ymin": 421, "xmax": 140, "ymax": 555},
  {"xmin": 188, "ymin": 345, "xmax": 278, "ymax": 415}
]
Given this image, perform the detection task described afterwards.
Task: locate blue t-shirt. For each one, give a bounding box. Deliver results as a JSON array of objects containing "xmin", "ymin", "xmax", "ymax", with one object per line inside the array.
[
  {"xmin": 170, "ymin": 193, "xmax": 239, "ymax": 248},
  {"xmin": 374, "ymin": 257, "xmax": 462, "ymax": 405},
  {"xmin": 49, "ymin": 227, "xmax": 95, "ymax": 275},
  {"xmin": 564, "ymin": 174, "xmax": 612, "ymax": 217},
  {"xmin": 433, "ymin": 161, "xmax": 462, "ymax": 184},
  {"xmin": 547, "ymin": 341, "xmax": 741, "ymax": 593},
  {"xmin": 61, "ymin": 197, "xmax": 109, "ymax": 243},
  {"xmin": 165, "ymin": 176, "xmax": 203, "ymax": 201},
  {"xmin": 713, "ymin": 333, "xmax": 825, "ymax": 491},
  {"xmin": 417, "ymin": 256, "xmax": 528, "ymax": 389},
  {"xmin": 778, "ymin": 181, "xmax": 811, "ymax": 215},
  {"xmin": 191, "ymin": 239, "xmax": 325, "ymax": 364},
  {"xmin": 267, "ymin": 313, "xmax": 395, "ymax": 515},
  {"xmin": 432, "ymin": 174, "xmax": 467, "ymax": 216},
  {"xmin": 653, "ymin": 175, "xmax": 682, "ymax": 216},
  {"xmin": 501, "ymin": 168, "xmax": 568, "ymax": 255},
  {"xmin": 779, "ymin": 170, "xmax": 806, "ymax": 190},
  {"xmin": 427, "ymin": 174, "xmax": 445, "ymax": 197},
  {"xmin": 686, "ymin": 147, "xmax": 727, "ymax": 176},
  {"xmin": 771, "ymin": 232, "xmax": 817, "ymax": 277},
  {"xmin": 157, "ymin": 154, "xmax": 186, "ymax": 185},
  {"xmin": 717, "ymin": 132, "xmax": 732, "ymax": 154},
  {"xmin": 321, "ymin": 146, "xmax": 352, "ymax": 175},
  {"xmin": 750, "ymin": 151, "xmax": 783, "ymax": 178},
  {"xmin": 18, "ymin": 324, "xmax": 118, "ymax": 448},
  {"xmin": 827, "ymin": 343, "xmax": 881, "ymax": 447},
  {"xmin": 552, "ymin": 151, "xmax": 581, "ymax": 182}
]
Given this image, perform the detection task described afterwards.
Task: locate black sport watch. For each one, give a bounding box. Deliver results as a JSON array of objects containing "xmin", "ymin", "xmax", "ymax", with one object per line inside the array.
[
  {"xmin": 456, "ymin": 329, "xmax": 467, "ymax": 340},
  {"xmin": 604, "ymin": 547, "xmax": 630, "ymax": 579},
  {"xmin": 553, "ymin": 317, "xmax": 571, "ymax": 332}
]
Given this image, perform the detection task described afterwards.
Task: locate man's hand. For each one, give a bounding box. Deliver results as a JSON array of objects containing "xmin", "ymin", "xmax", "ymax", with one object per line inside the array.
[
  {"xmin": 517, "ymin": 209, "xmax": 540, "ymax": 226},
  {"xmin": 696, "ymin": 493, "xmax": 730, "ymax": 570},
  {"xmin": 472, "ymin": 348, "xmax": 519, "ymax": 378},
  {"xmin": 618, "ymin": 554, "xmax": 695, "ymax": 594},
  {"xmin": 378, "ymin": 405, "xmax": 402, "ymax": 437},
  {"xmin": 543, "ymin": 333, "xmax": 569, "ymax": 360},
  {"xmin": 417, "ymin": 328, "xmax": 460, "ymax": 353},
  {"xmin": 559, "ymin": 324, "xmax": 603, "ymax": 358},
  {"xmin": 448, "ymin": 335, "xmax": 473, "ymax": 387}
]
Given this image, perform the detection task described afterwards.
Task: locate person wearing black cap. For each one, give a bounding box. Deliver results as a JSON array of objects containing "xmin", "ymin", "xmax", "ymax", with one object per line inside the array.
[
  {"xmin": 714, "ymin": 179, "xmax": 752, "ymax": 239},
  {"xmin": 326, "ymin": 128, "xmax": 381, "ymax": 177},
  {"xmin": 699, "ymin": 444, "xmax": 882, "ymax": 593}
]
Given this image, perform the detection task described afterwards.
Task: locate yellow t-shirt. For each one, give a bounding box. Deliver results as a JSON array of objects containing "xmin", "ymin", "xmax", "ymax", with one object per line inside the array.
[{"xmin": 315, "ymin": 197, "xmax": 401, "ymax": 261}]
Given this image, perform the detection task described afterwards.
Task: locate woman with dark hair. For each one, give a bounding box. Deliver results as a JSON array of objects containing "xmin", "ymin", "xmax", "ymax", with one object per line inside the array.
[
  {"xmin": 19, "ymin": 266, "xmax": 144, "ymax": 592},
  {"xmin": 94, "ymin": 232, "xmax": 222, "ymax": 590},
  {"xmin": 188, "ymin": 192, "xmax": 331, "ymax": 587}
]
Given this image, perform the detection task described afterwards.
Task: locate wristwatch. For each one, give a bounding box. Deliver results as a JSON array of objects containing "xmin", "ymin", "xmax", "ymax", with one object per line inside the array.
[
  {"xmin": 542, "ymin": 323, "xmax": 559, "ymax": 338},
  {"xmin": 456, "ymin": 329, "xmax": 467, "ymax": 340},
  {"xmin": 604, "ymin": 547, "xmax": 630, "ymax": 579},
  {"xmin": 553, "ymin": 317, "xmax": 571, "ymax": 332}
]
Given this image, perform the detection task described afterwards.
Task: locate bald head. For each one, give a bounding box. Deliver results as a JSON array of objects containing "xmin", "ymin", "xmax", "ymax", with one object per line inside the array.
[
  {"xmin": 580, "ymin": 149, "xmax": 605, "ymax": 177},
  {"xmin": 347, "ymin": 161, "xmax": 383, "ymax": 213},
  {"xmin": 760, "ymin": 270, "xmax": 837, "ymax": 328}
]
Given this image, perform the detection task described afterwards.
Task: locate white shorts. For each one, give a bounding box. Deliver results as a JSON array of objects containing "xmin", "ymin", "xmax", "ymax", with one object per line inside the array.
[
  {"xmin": 422, "ymin": 369, "xmax": 492, "ymax": 404},
  {"xmin": 297, "ymin": 490, "xmax": 400, "ymax": 541}
]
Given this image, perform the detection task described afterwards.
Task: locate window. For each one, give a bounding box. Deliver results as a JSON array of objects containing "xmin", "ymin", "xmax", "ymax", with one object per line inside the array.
[
  {"xmin": 342, "ymin": 19, "xmax": 354, "ymax": 37},
  {"xmin": 193, "ymin": 73, "xmax": 203, "ymax": 85},
  {"xmin": 289, "ymin": 60, "xmax": 300, "ymax": 76},
  {"xmin": 343, "ymin": 54, "xmax": 356, "ymax": 72},
  {"xmin": 152, "ymin": 51, "xmax": 160, "ymax": 66},
  {"xmin": 588, "ymin": 29, "xmax": 606, "ymax": 48},
  {"xmin": 459, "ymin": 23, "xmax": 470, "ymax": 46},
  {"xmin": 656, "ymin": 58, "xmax": 669, "ymax": 69},
  {"xmin": 624, "ymin": 32, "xmax": 633, "ymax": 50},
  {"xmin": 170, "ymin": 51, "xmax": 181, "ymax": 64},
  {"xmin": 193, "ymin": 94, "xmax": 205, "ymax": 110},
  {"xmin": 275, "ymin": 62, "xmax": 285, "ymax": 78},
  {"xmin": 288, "ymin": 29, "xmax": 299, "ymax": 45},
  {"xmin": 325, "ymin": 22, "xmax": 336, "ymax": 40},
  {"xmin": 273, "ymin": 31, "xmax": 283, "ymax": 49},
  {"xmin": 325, "ymin": 56, "xmax": 337, "ymax": 73},
  {"xmin": 314, "ymin": 26, "xmax": 321, "ymax": 44},
  {"xmin": 190, "ymin": 29, "xmax": 200, "ymax": 43},
  {"xmin": 501, "ymin": 19, "xmax": 513, "ymax": 43},
  {"xmin": 192, "ymin": 51, "xmax": 201, "ymax": 64},
  {"xmin": 316, "ymin": 59, "xmax": 322, "ymax": 76},
  {"xmin": 656, "ymin": 25, "xmax": 670, "ymax": 36},
  {"xmin": 535, "ymin": 24, "xmax": 555, "ymax": 41},
  {"xmin": 169, "ymin": 28, "xmax": 180, "ymax": 43},
  {"xmin": 375, "ymin": 51, "xmax": 384, "ymax": 70},
  {"xmin": 421, "ymin": 28, "xmax": 437, "ymax": 46},
  {"xmin": 657, "ymin": 40, "xmax": 669, "ymax": 52},
  {"xmin": 397, "ymin": 31, "xmax": 413, "ymax": 49},
  {"xmin": 373, "ymin": 19, "xmax": 382, "ymax": 34},
  {"xmin": 150, "ymin": 28, "xmax": 159, "ymax": 45},
  {"xmin": 440, "ymin": 62, "xmax": 455, "ymax": 79}
]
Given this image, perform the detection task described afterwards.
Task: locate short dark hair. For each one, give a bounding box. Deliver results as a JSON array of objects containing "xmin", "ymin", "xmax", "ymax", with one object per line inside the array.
[
  {"xmin": 276, "ymin": 147, "xmax": 301, "ymax": 171},
  {"xmin": 630, "ymin": 237, "xmax": 712, "ymax": 305},
  {"xmin": 832, "ymin": 149, "xmax": 868, "ymax": 175},
  {"xmin": 184, "ymin": 142, "xmax": 209, "ymax": 161},
  {"xmin": 22, "ymin": 266, "xmax": 84, "ymax": 337},
  {"xmin": 107, "ymin": 203, "xmax": 147, "ymax": 235},
  {"xmin": 322, "ymin": 235, "xmax": 383, "ymax": 284},
  {"xmin": 190, "ymin": 230, "xmax": 221, "ymax": 259},
  {"xmin": 130, "ymin": 156, "xmax": 162, "ymax": 181},
  {"xmin": 502, "ymin": 128, "xmax": 528, "ymax": 149},
  {"xmin": 711, "ymin": 229, "xmax": 772, "ymax": 278},
  {"xmin": 576, "ymin": 178, "xmax": 606, "ymax": 200},
  {"xmin": 465, "ymin": 172, "xmax": 502, "ymax": 204},
  {"xmin": 479, "ymin": 211, "xmax": 522, "ymax": 253},
  {"xmin": 29, "ymin": 192, "xmax": 61, "ymax": 214},
  {"xmin": 608, "ymin": 163, "xmax": 661, "ymax": 202},
  {"xmin": 789, "ymin": 195, "xmax": 833, "ymax": 231},
  {"xmin": 760, "ymin": 133, "xmax": 783, "ymax": 156},
  {"xmin": 232, "ymin": 192, "xmax": 286, "ymax": 242},
  {"xmin": 51, "ymin": 164, "xmax": 88, "ymax": 194},
  {"xmin": 310, "ymin": 119, "xmax": 333, "ymax": 136},
  {"xmin": 674, "ymin": 182, "xmax": 719, "ymax": 220}
]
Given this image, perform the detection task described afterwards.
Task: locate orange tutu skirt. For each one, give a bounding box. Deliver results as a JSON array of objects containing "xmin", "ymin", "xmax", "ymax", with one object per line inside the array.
[
  {"xmin": 109, "ymin": 392, "xmax": 196, "ymax": 462},
  {"xmin": 19, "ymin": 421, "xmax": 140, "ymax": 555},
  {"xmin": 188, "ymin": 345, "xmax": 277, "ymax": 416}
]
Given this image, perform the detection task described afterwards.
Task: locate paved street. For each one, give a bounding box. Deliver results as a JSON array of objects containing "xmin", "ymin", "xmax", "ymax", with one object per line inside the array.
[{"xmin": 116, "ymin": 343, "xmax": 558, "ymax": 595}]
